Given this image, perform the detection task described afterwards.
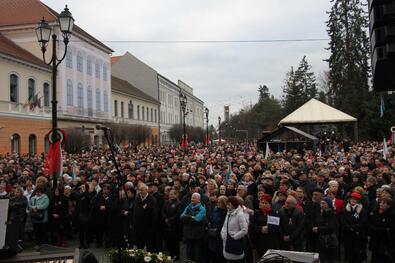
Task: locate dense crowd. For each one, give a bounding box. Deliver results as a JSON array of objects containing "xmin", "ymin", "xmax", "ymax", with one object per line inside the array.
[{"xmin": 1, "ymin": 140, "xmax": 395, "ymax": 263}]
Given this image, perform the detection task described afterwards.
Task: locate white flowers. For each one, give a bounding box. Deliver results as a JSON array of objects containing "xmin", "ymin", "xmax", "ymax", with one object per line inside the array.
[{"xmin": 144, "ymin": 256, "xmax": 152, "ymax": 262}]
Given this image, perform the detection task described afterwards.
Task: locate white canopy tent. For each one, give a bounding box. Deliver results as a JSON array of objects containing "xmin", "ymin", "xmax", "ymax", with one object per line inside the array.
[{"xmin": 278, "ymin": 98, "xmax": 358, "ymax": 140}]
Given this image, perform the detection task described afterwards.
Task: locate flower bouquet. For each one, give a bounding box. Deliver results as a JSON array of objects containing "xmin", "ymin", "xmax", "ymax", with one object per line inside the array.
[{"xmin": 108, "ymin": 249, "xmax": 173, "ymax": 263}]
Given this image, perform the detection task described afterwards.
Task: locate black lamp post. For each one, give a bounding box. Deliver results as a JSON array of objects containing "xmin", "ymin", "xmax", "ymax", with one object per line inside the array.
[
  {"xmin": 204, "ymin": 107, "xmax": 209, "ymax": 146},
  {"xmin": 218, "ymin": 116, "xmax": 221, "ymax": 144},
  {"xmin": 36, "ymin": 5, "xmax": 74, "ymax": 189},
  {"xmin": 179, "ymin": 92, "xmax": 187, "ymax": 150}
]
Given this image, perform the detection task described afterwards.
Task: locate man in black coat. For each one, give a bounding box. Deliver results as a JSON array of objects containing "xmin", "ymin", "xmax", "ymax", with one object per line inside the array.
[
  {"xmin": 133, "ymin": 183, "xmax": 157, "ymax": 251},
  {"xmin": 279, "ymin": 195, "xmax": 305, "ymax": 251},
  {"xmin": 305, "ymin": 188, "xmax": 324, "ymax": 252}
]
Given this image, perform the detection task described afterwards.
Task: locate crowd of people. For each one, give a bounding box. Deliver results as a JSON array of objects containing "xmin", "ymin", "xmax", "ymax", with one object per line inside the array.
[{"xmin": 1, "ymin": 140, "xmax": 395, "ymax": 263}]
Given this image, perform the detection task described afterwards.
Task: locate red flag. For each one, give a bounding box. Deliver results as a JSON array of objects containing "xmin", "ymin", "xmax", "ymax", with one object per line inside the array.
[{"xmin": 45, "ymin": 141, "xmax": 62, "ymax": 181}]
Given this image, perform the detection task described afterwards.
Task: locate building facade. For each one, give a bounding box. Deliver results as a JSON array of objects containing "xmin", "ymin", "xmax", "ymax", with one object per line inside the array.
[
  {"xmin": 111, "ymin": 76, "xmax": 160, "ymax": 145},
  {"xmin": 0, "ymin": 33, "xmax": 52, "ymax": 154},
  {"xmin": 0, "ymin": 0, "xmax": 114, "ymax": 150},
  {"xmin": 178, "ymin": 80, "xmax": 204, "ymax": 129}
]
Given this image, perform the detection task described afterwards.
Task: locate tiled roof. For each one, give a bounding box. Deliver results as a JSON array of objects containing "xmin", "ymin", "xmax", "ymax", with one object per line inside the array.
[
  {"xmin": 0, "ymin": 33, "xmax": 49, "ymax": 69},
  {"xmin": 112, "ymin": 76, "xmax": 159, "ymax": 105},
  {"xmin": 0, "ymin": 0, "xmax": 113, "ymax": 53},
  {"xmin": 111, "ymin": 56, "xmax": 121, "ymax": 65}
]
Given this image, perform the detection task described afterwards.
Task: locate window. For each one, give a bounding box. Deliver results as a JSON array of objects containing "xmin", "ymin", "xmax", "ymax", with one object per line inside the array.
[
  {"xmin": 67, "ymin": 80, "xmax": 73, "ymax": 106},
  {"xmin": 44, "ymin": 135, "xmax": 49, "ymax": 153},
  {"xmin": 95, "ymin": 60, "xmax": 100, "ymax": 78},
  {"xmin": 66, "ymin": 47, "xmax": 72, "ymax": 68},
  {"xmin": 121, "ymin": 101, "xmax": 124, "ymax": 118},
  {"xmin": 142, "ymin": 106, "xmax": 145, "ymax": 120},
  {"xmin": 137, "ymin": 105, "xmax": 140, "ymax": 120},
  {"xmin": 10, "ymin": 74, "xmax": 18, "ymax": 103},
  {"xmin": 43, "ymin": 83, "xmax": 50, "ymax": 107},
  {"xmin": 154, "ymin": 109, "xmax": 157, "ymax": 123},
  {"xmin": 28, "ymin": 134, "xmax": 37, "ymax": 155},
  {"xmin": 146, "ymin": 107, "xmax": 149, "ymax": 121},
  {"xmin": 87, "ymin": 56, "xmax": 92, "ymax": 75},
  {"xmin": 128, "ymin": 100, "xmax": 133, "ymax": 119},
  {"xmin": 104, "ymin": 90, "xmax": 108, "ymax": 112},
  {"xmin": 103, "ymin": 64, "xmax": 108, "ymax": 80},
  {"xmin": 114, "ymin": 100, "xmax": 118, "ymax": 117},
  {"xmin": 95, "ymin": 88, "xmax": 101, "ymax": 111},
  {"xmin": 77, "ymin": 83, "xmax": 84, "ymax": 109},
  {"xmin": 77, "ymin": 51, "xmax": 83, "ymax": 72},
  {"xmin": 11, "ymin": 133, "xmax": 20, "ymax": 154},
  {"xmin": 28, "ymin": 78, "xmax": 35, "ymax": 100},
  {"xmin": 87, "ymin": 86, "xmax": 93, "ymax": 116},
  {"xmin": 151, "ymin": 108, "xmax": 153, "ymax": 122}
]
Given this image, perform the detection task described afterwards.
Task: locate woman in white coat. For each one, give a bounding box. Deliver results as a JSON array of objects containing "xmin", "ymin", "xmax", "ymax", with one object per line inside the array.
[{"xmin": 221, "ymin": 196, "xmax": 249, "ymax": 263}]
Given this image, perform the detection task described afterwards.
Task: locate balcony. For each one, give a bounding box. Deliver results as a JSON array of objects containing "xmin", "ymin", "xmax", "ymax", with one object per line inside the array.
[
  {"xmin": 61, "ymin": 106, "xmax": 110, "ymax": 120},
  {"xmin": 0, "ymin": 100, "xmax": 51, "ymax": 117}
]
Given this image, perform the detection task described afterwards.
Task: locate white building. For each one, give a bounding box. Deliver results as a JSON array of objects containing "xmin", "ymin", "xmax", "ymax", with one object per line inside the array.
[
  {"xmin": 0, "ymin": 0, "xmax": 114, "ymax": 144},
  {"xmin": 158, "ymin": 75, "xmax": 204, "ymax": 144}
]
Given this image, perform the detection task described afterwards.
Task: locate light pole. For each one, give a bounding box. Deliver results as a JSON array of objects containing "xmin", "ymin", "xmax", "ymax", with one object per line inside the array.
[
  {"xmin": 218, "ymin": 116, "xmax": 221, "ymax": 144},
  {"xmin": 179, "ymin": 92, "xmax": 188, "ymax": 150},
  {"xmin": 204, "ymin": 107, "xmax": 209, "ymax": 146},
  {"xmin": 36, "ymin": 5, "xmax": 74, "ymax": 190}
]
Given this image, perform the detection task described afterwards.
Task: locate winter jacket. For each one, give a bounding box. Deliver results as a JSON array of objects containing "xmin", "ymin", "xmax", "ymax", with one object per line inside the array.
[
  {"xmin": 368, "ymin": 206, "xmax": 394, "ymax": 261},
  {"xmin": 180, "ymin": 202, "xmax": 206, "ymax": 240},
  {"xmin": 249, "ymin": 209, "xmax": 280, "ymax": 255},
  {"xmin": 279, "ymin": 207, "xmax": 305, "ymax": 246},
  {"xmin": 8, "ymin": 195, "xmax": 28, "ymax": 223},
  {"xmin": 133, "ymin": 194, "xmax": 158, "ymax": 235},
  {"xmin": 221, "ymin": 206, "xmax": 249, "ymax": 260},
  {"xmin": 29, "ymin": 193, "xmax": 50, "ymax": 223}
]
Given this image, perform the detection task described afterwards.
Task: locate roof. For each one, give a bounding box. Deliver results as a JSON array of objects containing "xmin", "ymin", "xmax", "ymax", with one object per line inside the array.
[
  {"xmin": 0, "ymin": 0, "xmax": 113, "ymax": 53},
  {"xmin": 111, "ymin": 76, "xmax": 160, "ymax": 105},
  {"xmin": 111, "ymin": 56, "xmax": 121, "ymax": 65},
  {"xmin": 279, "ymin": 98, "xmax": 357, "ymax": 125},
  {"xmin": 284, "ymin": 126, "xmax": 318, "ymax": 141},
  {"xmin": 0, "ymin": 33, "xmax": 49, "ymax": 69}
]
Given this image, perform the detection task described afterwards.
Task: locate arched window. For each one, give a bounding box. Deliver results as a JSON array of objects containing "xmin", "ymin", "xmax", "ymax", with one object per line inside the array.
[
  {"xmin": 120, "ymin": 101, "xmax": 124, "ymax": 118},
  {"xmin": 137, "ymin": 105, "xmax": 140, "ymax": 120},
  {"xmin": 28, "ymin": 134, "xmax": 37, "ymax": 155},
  {"xmin": 77, "ymin": 51, "xmax": 83, "ymax": 72},
  {"xmin": 66, "ymin": 47, "xmax": 73, "ymax": 68},
  {"xmin": 11, "ymin": 133, "xmax": 20, "ymax": 154},
  {"xmin": 10, "ymin": 74, "xmax": 19, "ymax": 103},
  {"xmin": 151, "ymin": 108, "xmax": 153, "ymax": 122},
  {"xmin": 87, "ymin": 56, "xmax": 92, "ymax": 75},
  {"xmin": 95, "ymin": 88, "xmax": 101, "ymax": 111},
  {"xmin": 146, "ymin": 107, "xmax": 149, "ymax": 121},
  {"xmin": 67, "ymin": 79, "xmax": 73, "ymax": 106},
  {"xmin": 43, "ymin": 82, "xmax": 50, "ymax": 107},
  {"xmin": 95, "ymin": 60, "xmax": 100, "ymax": 79},
  {"xmin": 142, "ymin": 106, "xmax": 145, "ymax": 120},
  {"xmin": 87, "ymin": 86, "xmax": 93, "ymax": 116},
  {"xmin": 103, "ymin": 90, "xmax": 108, "ymax": 112},
  {"xmin": 103, "ymin": 63, "xmax": 108, "ymax": 81},
  {"xmin": 28, "ymin": 78, "xmax": 35, "ymax": 100},
  {"xmin": 94, "ymin": 135, "xmax": 99, "ymax": 147},
  {"xmin": 44, "ymin": 135, "xmax": 49, "ymax": 153},
  {"xmin": 128, "ymin": 100, "xmax": 133, "ymax": 119},
  {"xmin": 154, "ymin": 109, "xmax": 157, "ymax": 123},
  {"xmin": 77, "ymin": 83, "xmax": 84, "ymax": 109},
  {"xmin": 114, "ymin": 100, "xmax": 118, "ymax": 117}
]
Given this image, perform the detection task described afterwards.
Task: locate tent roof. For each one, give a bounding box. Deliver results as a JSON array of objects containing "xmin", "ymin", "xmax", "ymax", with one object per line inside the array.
[{"xmin": 279, "ymin": 98, "xmax": 357, "ymax": 125}]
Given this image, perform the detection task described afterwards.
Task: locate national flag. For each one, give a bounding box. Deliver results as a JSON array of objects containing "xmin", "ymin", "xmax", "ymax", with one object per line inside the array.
[
  {"xmin": 383, "ymin": 138, "xmax": 388, "ymax": 160},
  {"xmin": 380, "ymin": 95, "xmax": 385, "ymax": 118},
  {"xmin": 43, "ymin": 129, "xmax": 65, "ymax": 184},
  {"xmin": 265, "ymin": 142, "xmax": 271, "ymax": 160}
]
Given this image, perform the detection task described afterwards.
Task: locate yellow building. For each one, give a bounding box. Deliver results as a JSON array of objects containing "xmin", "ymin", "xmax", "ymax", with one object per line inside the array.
[
  {"xmin": 0, "ymin": 33, "xmax": 52, "ymax": 154},
  {"xmin": 111, "ymin": 76, "xmax": 160, "ymax": 145}
]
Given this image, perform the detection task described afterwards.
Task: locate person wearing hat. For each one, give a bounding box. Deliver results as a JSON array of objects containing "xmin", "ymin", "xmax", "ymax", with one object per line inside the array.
[
  {"xmin": 342, "ymin": 192, "xmax": 368, "ymax": 263},
  {"xmin": 249, "ymin": 193, "xmax": 280, "ymax": 258},
  {"xmin": 314, "ymin": 197, "xmax": 339, "ymax": 263},
  {"xmin": 368, "ymin": 197, "xmax": 394, "ymax": 263}
]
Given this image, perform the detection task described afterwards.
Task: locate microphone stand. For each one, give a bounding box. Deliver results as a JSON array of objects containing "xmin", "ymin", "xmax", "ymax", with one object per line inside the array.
[{"xmin": 101, "ymin": 127, "xmax": 125, "ymax": 259}]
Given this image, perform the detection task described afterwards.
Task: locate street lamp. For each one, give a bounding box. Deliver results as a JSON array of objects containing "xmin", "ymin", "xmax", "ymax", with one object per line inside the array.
[
  {"xmin": 204, "ymin": 107, "xmax": 209, "ymax": 146},
  {"xmin": 218, "ymin": 116, "xmax": 221, "ymax": 144},
  {"xmin": 179, "ymin": 92, "xmax": 188, "ymax": 150},
  {"xmin": 36, "ymin": 5, "xmax": 74, "ymax": 190}
]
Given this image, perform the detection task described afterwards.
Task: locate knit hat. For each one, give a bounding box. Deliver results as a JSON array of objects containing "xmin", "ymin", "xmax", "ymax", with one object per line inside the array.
[
  {"xmin": 350, "ymin": 192, "xmax": 362, "ymax": 200},
  {"xmin": 322, "ymin": 197, "xmax": 333, "ymax": 209}
]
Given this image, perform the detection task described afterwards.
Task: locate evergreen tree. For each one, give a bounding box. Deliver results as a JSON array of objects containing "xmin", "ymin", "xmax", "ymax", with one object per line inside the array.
[
  {"xmin": 282, "ymin": 56, "xmax": 317, "ymax": 114},
  {"xmin": 326, "ymin": 0, "xmax": 370, "ymax": 133}
]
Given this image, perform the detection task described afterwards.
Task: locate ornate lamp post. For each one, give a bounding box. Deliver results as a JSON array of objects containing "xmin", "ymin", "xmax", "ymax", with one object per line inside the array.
[
  {"xmin": 35, "ymin": 5, "xmax": 74, "ymax": 190},
  {"xmin": 204, "ymin": 107, "xmax": 209, "ymax": 146},
  {"xmin": 218, "ymin": 116, "xmax": 221, "ymax": 144},
  {"xmin": 179, "ymin": 92, "xmax": 188, "ymax": 150}
]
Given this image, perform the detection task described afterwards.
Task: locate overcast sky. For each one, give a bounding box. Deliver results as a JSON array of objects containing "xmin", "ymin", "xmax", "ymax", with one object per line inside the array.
[{"xmin": 43, "ymin": 0, "xmax": 332, "ymax": 123}]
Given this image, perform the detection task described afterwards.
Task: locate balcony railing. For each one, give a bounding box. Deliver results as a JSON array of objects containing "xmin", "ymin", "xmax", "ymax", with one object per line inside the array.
[
  {"xmin": 61, "ymin": 106, "xmax": 110, "ymax": 119},
  {"xmin": 0, "ymin": 100, "xmax": 51, "ymax": 117}
]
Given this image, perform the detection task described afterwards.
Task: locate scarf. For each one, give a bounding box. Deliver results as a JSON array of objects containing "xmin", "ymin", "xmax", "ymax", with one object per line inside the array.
[{"xmin": 261, "ymin": 207, "xmax": 272, "ymax": 217}]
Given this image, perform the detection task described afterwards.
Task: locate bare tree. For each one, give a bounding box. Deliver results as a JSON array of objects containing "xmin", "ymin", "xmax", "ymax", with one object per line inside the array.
[{"xmin": 64, "ymin": 128, "xmax": 91, "ymax": 153}]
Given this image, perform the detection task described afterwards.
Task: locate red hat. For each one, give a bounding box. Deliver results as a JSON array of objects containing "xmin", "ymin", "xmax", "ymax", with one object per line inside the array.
[
  {"xmin": 350, "ymin": 192, "xmax": 362, "ymax": 200},
  {"xmin": 261, "ymin": 193, "xmax": 273, "ymax": 203}
]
